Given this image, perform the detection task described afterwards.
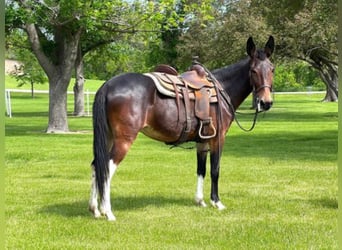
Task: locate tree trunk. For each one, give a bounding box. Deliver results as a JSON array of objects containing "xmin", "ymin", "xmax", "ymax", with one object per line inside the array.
[
  {"xmin": 73, "ymin": 47, "xmax": 85, "ymax": 116},
  {"xmin": 25, "ymin": 23, "xmax": 82, "ymax": 132},
  {"xmin": 46, "ymin": 76, "xmax": 69, "ymax": 133},
  {"xmin": 303, "ymin": 56, "xmax": 338, "ymax": 102},
  {"xmin": 323, "ymin": 85, "xmax": 338, "ymax": 102},
  {"xmin": 318, "ymin": 66, "xmax": 338, "ymax": 102}
]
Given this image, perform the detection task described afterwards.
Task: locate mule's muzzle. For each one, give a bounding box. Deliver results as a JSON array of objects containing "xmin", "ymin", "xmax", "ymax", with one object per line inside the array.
[{"xmin": 256, "ymin": 98, "xmax": 273, "ymax": 112}]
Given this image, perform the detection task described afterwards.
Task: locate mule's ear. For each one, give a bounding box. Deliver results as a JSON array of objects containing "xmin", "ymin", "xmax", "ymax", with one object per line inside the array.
[
  {"xmin": 265, "ymin": 36, "xmax": 275, "ymax": 57},
  {"xmin": 246, "ymin": 37, "xmax": 256, "ymax": 57}
]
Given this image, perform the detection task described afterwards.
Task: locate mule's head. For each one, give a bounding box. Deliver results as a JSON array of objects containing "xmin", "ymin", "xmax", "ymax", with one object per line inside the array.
[{"xmin": 247, "ymin": 36, "xmax": 275, "ymax": 112}]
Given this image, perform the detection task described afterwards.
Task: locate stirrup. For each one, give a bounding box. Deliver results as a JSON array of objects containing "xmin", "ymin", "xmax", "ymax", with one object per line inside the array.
[{"xmin": 198, "ymin": 118, "xmax": 216, "ymax": 139}]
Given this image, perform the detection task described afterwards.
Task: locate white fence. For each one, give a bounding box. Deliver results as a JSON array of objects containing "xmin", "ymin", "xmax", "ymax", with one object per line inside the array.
[
  {"xmin": 5, "ymin": 88, "xmax": 325, "ymax": 118},
  {"xmin": 5, "ymin": 89, "xmax": 96, "ymax": 118}
]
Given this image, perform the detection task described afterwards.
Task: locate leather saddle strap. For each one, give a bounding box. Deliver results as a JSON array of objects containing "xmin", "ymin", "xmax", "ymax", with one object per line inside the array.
[
  {"xmin": 181, "ymin": 85, "xmax": 192, "ymax": 133},
  {"xmin": 164, "ymin": 73, "xmax": 181, "ymax": 121}
]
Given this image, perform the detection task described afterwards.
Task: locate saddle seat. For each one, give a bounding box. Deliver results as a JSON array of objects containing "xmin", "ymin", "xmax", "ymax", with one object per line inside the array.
[{"xmin": 145, "ymin": 64, "xmax": 219, "ymax": 141}]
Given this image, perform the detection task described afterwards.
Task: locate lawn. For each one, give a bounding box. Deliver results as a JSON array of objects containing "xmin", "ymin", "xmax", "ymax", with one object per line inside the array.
[{"xmin": 5, "ymin": 83, "xmax": 338, "ymax": 249}]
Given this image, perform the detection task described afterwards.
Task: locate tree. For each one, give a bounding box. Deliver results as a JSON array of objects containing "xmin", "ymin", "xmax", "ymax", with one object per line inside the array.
[
  {"xmin": 177, "ymin": 0, "xmax": 337, "ymax": 101},
  {"xmin": 71, "ymin": 0, "xmax": 151, "ymax": 116},
  {"xmin": 253, "ymin": 0, "xmax": 338, "ymax": 101},
  {"xmin": 177, "ymin": 0, "xmax": 270, "ymax": 69},
  {"xmin": 6, "ymin": 0, "xmax": 87, "ymax": 132},
  {"xmin": 145, "ymin": 1, "xmax": 185, "ymax": 69},
  {"xmin": 72, "ymin": 0, "xmax": 214, "ymax": 115},
  {"xmin": 12, "ymin": 50, "xmax": 47, "ymax": 98},
  {"xmin": 5, "ymin": 0, "xmax": 163, "ymax": 131},
  {"xmin": 6, "ymin": 29, "xmax": 47, "ymax": 98}
]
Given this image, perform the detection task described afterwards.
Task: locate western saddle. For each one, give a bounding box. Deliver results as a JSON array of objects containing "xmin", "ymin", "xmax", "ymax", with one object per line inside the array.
[{"xmin": 145, "ymin": 63, "xmax": 219, "ymax": 142}]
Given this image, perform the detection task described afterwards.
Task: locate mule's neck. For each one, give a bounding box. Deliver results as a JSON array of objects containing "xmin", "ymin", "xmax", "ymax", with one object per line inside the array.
[{"xmin": 213, "ymin": 58, "xmax": 253, "ymax": 110}]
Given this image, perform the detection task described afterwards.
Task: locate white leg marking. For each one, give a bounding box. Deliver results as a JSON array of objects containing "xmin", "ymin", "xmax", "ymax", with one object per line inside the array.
[
  {"xmin": 89, "ymin": 167, "xmax": 101, "ymax": 218},
  {"xmin": 195, "ymin": 175, "xmax": 207, "ymax": 207},
  {"xmin": 210, "ymin": 200, "xmax": 226, "ymax": 210},
  {"xmin": 100, "ymin": 160, "xmax": 117, "ymax": 221}
]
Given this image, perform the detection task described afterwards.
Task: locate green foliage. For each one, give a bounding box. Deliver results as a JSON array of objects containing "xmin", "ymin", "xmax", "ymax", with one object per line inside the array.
[
  {"xmin": 84, "ymin": 37, "xmax": 151, "ymax": 80},
  {"xmin": 6, "ymin": 0, "xmax": 336, "ymax": 94},
  {"xmin": 274, "ymin": 62, "xmax": 325, "ymax": 92},
  {"xmin": 6, "ymin": 28, "xmax": 48, "ymax": 93},
  {"xmin": 274, "ymin": 65, "xmax": 301, "ymax": 92},
  {"xmin": 5, "ymin": 91, "xmax": 337, "ymax": 249},
  {"xmin": 13, "ymin": 49, "xmax": 47, "ymax": 88}
]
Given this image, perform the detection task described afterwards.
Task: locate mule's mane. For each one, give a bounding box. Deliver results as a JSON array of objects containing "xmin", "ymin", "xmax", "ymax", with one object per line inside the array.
[
  {"xmin": 212, "ymin": 58, "xmax": 249, "ymax": 80},
  {"xmin": 212, "ymin": 49, "xmax": 269, "ymax": 83}
]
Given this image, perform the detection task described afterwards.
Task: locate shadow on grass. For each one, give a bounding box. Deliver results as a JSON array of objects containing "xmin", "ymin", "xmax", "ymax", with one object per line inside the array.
[
  {"xmin": 40, "ymin": 195, "xmax": 192, "ymax": 218},
  {"xmin": 287, "ymin": 197, "xmax": 338, "ymax": 210},
  {"xmin": 309, "ymin": 198, "xmax": 338, "ymax": 209},
  {"xmin": 224, "ymin": 129, "xmax": 337, "ymax": 162}
]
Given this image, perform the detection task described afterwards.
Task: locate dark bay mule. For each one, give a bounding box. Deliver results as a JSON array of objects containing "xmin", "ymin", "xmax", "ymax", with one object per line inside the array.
[{"xmin": 89, "ymin": 36, "xmax": 275, "ymax": 221}]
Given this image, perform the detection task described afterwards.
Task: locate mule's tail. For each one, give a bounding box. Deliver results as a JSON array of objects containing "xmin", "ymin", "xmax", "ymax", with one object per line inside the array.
[{"xmin": 92, "ymin": 87, "xmax": 110, "ymax": 201}]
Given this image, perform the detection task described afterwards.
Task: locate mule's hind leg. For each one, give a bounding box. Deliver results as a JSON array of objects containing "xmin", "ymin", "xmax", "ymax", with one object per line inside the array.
[
  {"xmin": 89, "ymin": 165, "xmax": 101, "ymax": 218},
  {"xmin": 99, "ymin": 159, "xmax": 117, "ymax": 221},
  {"xmin": 99, "ymin": 135, "xmax": 138, "ymax": 221},
  {"xmin": 89, "ymin": 159, "xmax": 118, "ymax": 221},
  {"xmin": 195, "ymin": 143, "xmax": 209, "ymax": 207}
]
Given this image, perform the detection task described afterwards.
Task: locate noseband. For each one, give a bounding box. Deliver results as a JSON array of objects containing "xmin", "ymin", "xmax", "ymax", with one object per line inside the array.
[{"xmin": 253, "ymin": 84, "xmax": 273, "ymax": 94}]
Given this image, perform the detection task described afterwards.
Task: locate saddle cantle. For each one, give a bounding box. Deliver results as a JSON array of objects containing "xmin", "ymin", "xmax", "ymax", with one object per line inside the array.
[
  {"xmin": 145, "ymin": 64, "xmax": 219, "ymax": 142},
  {"xmin": 153, "ymin": 64, "xmax": 178, "ymax": 76}
]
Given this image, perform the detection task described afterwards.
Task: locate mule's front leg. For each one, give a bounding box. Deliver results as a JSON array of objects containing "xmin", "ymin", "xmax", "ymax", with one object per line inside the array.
[
  {"xmin": 210, "ymin": 150, "xmax": 226, "ymax": 210},
  {"xmin": 195, "ymin": 143, "xmax": 208, "ymax": 207}
]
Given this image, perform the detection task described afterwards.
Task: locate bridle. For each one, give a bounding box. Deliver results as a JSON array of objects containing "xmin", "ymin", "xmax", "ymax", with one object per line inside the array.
[
  {"xmin": 253, "ymin": 84, "xmax": 273, "ymax": 94},
  {"xmin": 191, "ymin": 60, "xmax": 273, "ymax": 133},
  {"xmin": 221, "ymin": 66, "xmax": 273, "ymax": 132}
]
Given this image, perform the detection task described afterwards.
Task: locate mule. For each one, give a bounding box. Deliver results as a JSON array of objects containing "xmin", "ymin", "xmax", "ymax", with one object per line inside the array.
[{"xmin": 89, "ymin": 36, "xmax": 275, "ymax": 221}]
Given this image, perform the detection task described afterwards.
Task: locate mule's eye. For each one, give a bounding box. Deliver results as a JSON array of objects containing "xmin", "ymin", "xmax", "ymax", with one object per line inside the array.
[{"xmin": 251, "ymin": 69, "xmax": 257, "ymax": 75}]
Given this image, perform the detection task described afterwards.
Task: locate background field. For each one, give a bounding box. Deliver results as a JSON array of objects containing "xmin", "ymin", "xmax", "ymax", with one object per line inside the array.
[{"xmin": 5, "ymin": 83, "xmax": 337, "ymax": 249}]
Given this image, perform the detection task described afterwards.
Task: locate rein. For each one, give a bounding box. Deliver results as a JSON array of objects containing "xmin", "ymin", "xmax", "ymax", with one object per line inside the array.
[
  {"xmin": 232, "ymin": 83, "xmax": 272, "ymax": 132},
  {"xmin": 234, "ymin": 109, "xmax": 259, "ymax": 132}
]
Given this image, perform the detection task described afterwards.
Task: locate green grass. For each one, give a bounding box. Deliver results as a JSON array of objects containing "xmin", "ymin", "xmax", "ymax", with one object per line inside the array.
[{"xmin": 5, "ymin": 88, "xmax": 337, "ymax": 249}]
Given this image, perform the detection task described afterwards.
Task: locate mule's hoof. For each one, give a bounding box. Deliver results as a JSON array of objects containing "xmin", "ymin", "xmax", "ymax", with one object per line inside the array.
[
  {"xmin": 195, "ymin": 198, "xmax": 207, "ymax": 207},
  {"xmin": 105, "ymin": 211, "xmax": 116, "ymax": 221},
  {"xmin": 210, "ymin": 200, "xmax": 226, "ymax": 210},
  {"xmin": 94, "ymin": 210, "xmax": 102, "ymax": 218},
  {"xmin": 89, "ymin": 206, "xmax": 102, "ymax": 218}
]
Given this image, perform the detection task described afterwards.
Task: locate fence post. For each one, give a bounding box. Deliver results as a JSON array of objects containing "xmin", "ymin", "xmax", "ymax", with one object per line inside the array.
[{"xmin": 5, "ymin": 89, "xmax": 12, "ymax": 118}]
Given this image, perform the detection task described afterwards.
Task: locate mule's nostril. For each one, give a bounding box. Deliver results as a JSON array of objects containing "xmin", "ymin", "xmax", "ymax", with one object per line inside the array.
[{"xmin": 264, "ymin": 101, "xmax": 272, "ymax": 110}]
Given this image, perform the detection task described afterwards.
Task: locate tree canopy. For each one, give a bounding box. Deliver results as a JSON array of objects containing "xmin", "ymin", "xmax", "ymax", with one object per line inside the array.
[
  {"xmin": 175, "ymin": 0, "xmax": 337, "ymax": 100},
  {"xmin": 5, "ymin": 0, "xmax": 188, "ymax": 132}
]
